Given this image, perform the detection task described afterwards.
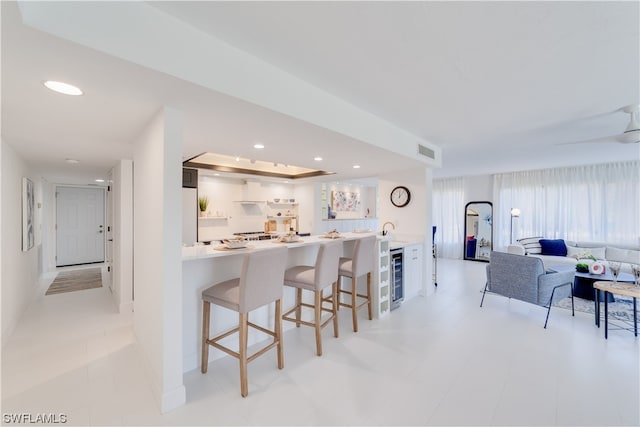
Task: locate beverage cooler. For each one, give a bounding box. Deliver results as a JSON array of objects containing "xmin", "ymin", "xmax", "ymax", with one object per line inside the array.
[{"xmin": 390, "ymin": 247, "xmax": 404, "ymax": 310}]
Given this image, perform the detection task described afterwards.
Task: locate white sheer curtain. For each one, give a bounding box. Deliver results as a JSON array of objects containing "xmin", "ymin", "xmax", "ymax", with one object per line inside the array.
[
  {"xmin": 433, "ymin": 177, "xmax": 465, "ymax": 258},
  {"xmin": 493, "ymin": 161, "xmax": 640, "ymax": 250}
]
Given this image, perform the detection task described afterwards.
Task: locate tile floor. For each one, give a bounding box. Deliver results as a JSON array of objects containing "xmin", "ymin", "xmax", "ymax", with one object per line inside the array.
[{"xmin": 2, "ymin": 259, "xmax": 638, "ymax": 426}]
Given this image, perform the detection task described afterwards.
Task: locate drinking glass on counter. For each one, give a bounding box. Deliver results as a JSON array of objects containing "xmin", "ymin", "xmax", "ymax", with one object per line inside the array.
[
  {"xmin": 608, "ymin": 261, "xmax": 621, "ymax": 283},
  {"xmin": 631, "ymin": 264, "xmax": 640, "ymax": 287}
]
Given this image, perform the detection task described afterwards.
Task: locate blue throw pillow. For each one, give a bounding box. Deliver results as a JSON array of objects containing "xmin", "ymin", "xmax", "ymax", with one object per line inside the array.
[{"xmin": 539, "ymin": 239, "xmax": 567, "ymax": 256}]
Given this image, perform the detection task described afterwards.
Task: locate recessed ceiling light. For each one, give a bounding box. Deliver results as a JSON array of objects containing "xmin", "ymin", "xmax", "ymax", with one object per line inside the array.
[
  {"xmin": 253, "ymin": 143, "xmax": 265, "ymax": 149},
  {"xmin": 214, "ymin": 173, "xmax": 220, "ymax": 176},
  {"xmin": 95, "ymin": 179, "xmax": 105, "ymax": 183},
  {"xmin": 314, "ymin": 157, "xmax": 323, "ymax": 161},
  {"xmin": 65, "ymin": 158, "xmax": 80, "ymax": 164},
  {"xmin": 235, "ymin": 156, "xmax": 240, "ymax": 162},
  {"xmin": 353, "ymin": 164, "xmax": 361, "ymax": 169},
  {"xmin": 44, "ymin": 80, "xmax": 83, "ymax": 96}
]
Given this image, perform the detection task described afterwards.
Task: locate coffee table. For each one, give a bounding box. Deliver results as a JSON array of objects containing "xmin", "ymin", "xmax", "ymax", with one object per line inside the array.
[{"xmin": 549, "ymin": 265, "xmax": 634, "ymax": 301}]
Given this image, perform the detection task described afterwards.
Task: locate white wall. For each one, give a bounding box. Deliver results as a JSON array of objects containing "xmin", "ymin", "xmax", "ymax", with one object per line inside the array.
[
  {"xmin": 132, "ymin": 108, "xmax": 185, "ymax": 413},
  {"xmin": 1, "ymin": 140, "xmax": 42, "ymax": 346},
  {"xmin": 379, "ymin": 166, "xmax": 433, "ymax": 295},
  {"xmin": 294, "ymin": 182, "xmax": 316, "ymax": 234},
  {"xmin": 111, "ymin": 159, "xmax": 133, "ymax": 313},
  {"xmin": 40, "ymin": 178, "xmax": 55, "ymax": 273}
]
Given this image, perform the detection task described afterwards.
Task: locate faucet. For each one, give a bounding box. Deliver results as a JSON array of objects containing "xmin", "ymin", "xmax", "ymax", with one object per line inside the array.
[{"xmin": 382, "ymin": 221, "xmax": 395, "ymax": 236}]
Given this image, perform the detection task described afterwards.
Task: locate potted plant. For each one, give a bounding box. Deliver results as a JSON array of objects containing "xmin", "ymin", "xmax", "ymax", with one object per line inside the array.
[{"xmin": 198, "ymin": 196, "xmax": 209, "ymax": 217}]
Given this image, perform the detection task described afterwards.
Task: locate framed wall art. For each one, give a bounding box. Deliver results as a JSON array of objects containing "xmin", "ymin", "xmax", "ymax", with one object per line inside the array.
[
  {"xmin": 331, "ymin": 190, "xmax": 361, "ymax": 212},
  {"xmin": 22, "ymin": 177, "xmax": 34, "ymax": 251}
]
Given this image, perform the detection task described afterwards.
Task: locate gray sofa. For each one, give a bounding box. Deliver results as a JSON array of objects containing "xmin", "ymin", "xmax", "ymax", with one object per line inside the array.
[
  {"xmin": 481, "ymin": 251, "xmax": 575, "ymax": 328},
  {"xmin": 508, "ymin": 239, "xmax": 640, "ymax": 274}
]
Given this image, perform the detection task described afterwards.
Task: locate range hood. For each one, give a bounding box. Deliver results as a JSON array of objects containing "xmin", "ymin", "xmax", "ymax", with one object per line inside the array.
[{"xmin": 235, "ymin": 180, "xmax": 263, "ymax": 203}]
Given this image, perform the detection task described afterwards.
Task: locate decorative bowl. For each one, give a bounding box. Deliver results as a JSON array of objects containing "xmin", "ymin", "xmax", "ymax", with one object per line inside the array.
[
  {"xmin": 280, "ymin": 234, "xmax": 300, "ymax": 243},
  {"xmin": 223, "ymin": 238, "xmax": 247, "ymax": 249}
]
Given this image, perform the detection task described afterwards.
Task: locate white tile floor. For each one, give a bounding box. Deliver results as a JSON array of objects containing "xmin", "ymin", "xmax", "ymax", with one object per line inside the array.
[{"xmin": 2, "ymin": 259, "xmax": 639, "ymax": 426}]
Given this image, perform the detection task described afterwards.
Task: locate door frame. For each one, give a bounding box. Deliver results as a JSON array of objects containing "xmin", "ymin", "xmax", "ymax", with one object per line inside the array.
[{"xmin": 54, "ymin": 184, "xmax": 108, "ymax": 267}]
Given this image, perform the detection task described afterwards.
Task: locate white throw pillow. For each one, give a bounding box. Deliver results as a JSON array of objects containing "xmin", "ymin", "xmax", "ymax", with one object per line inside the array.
[
  {"xmin": 586, "ymin": 247, "xmax": 606, "ymax": 260},
  {"xmin": 517, "ymin": 236, "xmax": 542, "ymax": 255},
  {"xmin": 606, "ymin": 247, "xmax": 640, "ymax": 264}
]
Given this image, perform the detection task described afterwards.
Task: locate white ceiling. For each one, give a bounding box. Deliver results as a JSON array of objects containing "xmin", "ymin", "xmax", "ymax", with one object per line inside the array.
[{"xmin": 2, "ymin": 1, "xmax": 638, "ymax": 185}]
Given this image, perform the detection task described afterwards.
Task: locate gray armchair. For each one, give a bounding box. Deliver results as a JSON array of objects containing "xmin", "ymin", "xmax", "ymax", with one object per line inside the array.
[{"xmin": 481, "ymin": 251, "xmax": 575, "ymax": 328}]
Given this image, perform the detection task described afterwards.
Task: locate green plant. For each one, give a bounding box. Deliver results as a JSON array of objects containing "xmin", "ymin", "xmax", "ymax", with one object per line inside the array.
[
  {"xmin": 576, "ymin": 263, "xmax": 590, "ymax": 273},
  {"xmin": 198, "ymin": 196, "xmax": 209, "ymax": 212}
]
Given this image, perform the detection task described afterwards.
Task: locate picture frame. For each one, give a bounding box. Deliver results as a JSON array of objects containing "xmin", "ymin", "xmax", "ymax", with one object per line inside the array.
[
  {"xmin": 331, "ymin": 190, "xmax": 361, "ymax": 212},
  {"xmin": 22, "ymin": 177, "xmax": 34, "ymax": 251}
]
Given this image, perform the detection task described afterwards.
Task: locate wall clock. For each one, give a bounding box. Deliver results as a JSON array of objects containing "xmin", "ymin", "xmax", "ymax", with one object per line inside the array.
[{"xmin": 390, "ymin": 186, "xmax": 411, "ymax": 208}]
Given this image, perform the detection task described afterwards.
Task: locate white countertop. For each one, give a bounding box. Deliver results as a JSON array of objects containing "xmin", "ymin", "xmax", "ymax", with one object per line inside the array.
[
  {"xmin": 182, "ymin": 231, "xmax": 426, "ymax": 260},
  {"xmin": 182, "ymin": 232, "xmax": 375, "ymax": 260}
]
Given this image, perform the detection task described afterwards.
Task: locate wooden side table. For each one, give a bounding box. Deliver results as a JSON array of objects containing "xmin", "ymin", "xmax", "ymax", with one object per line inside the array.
[{"xmin": 593, "ymin": 281, "xmax": 640, "ymax": 339}]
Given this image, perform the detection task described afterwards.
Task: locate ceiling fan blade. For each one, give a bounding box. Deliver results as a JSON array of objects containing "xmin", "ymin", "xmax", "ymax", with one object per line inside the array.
[
  {"xmin": 557, "ymin": 129, "xmax": 640, "ymax": 145},
  {"xmin": 556, "ymin": 134, "xmax": 623, "ymax": 145},
  {"xmin": 618, "ymin": 129, "xmax": 640, "ymax": 144}
]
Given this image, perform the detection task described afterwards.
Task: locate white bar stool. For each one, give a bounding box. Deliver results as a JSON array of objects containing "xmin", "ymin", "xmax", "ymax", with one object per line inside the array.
[
  {"xmin": 282, "ymin": 240, "xmax": 342, "ymax": 356},
  {"xmin": 201, "ymin": 247, "xmax": 288, "ymax": 397},
  {"xmin": 337, "ymin": 235, "xmax": 376, "ymax": 332}
]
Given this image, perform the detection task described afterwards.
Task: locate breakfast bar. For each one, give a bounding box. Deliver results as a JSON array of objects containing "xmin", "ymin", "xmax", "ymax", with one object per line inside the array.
[{"xmin": 182, "ymin": 232, "xmax": 389, "ymax": 372}]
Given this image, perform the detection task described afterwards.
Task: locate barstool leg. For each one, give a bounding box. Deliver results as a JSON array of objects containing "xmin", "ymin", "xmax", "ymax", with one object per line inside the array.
[
  {"xmin": 295, "ymin": 288, "xmax": 302, "ymax": 327},
  {"xmin": 239, "ymin": 312, "xmax": 249, "ymax": 397},
  {"xmin": 201, "ymin": 301, "xmax": 210, "ymax": 374},
  {"xmin": 275, "ymin": 299, "xmax": 284, "ymax": 369},
  {"xmin": 314, "ymin": 290, "xmax": 323, "ymax": 356},
  {"xmin": 332, "ymin": 281, "xmax": 339, "ymax": 338},
  {"xmin": 351, "ymin": 276, "xmax": 358, "ymax": 332},
  {"xmin": 336, "ymin": 276, "xmax": 342, "ymax": 311},
  {"xmin": 366, "ymin": 272, "xmax": 373, "ymax": 320}
]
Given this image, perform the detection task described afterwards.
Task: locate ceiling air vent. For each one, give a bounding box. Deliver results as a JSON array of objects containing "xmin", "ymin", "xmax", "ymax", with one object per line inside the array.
[{"xmin": 417, "ymin": 144, "xmax": 435, "ymax": 159}]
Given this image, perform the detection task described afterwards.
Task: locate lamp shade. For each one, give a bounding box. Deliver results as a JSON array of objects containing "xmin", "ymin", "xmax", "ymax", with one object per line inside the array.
[{"xmin": 510, "ymin": 208, "xmax": 521, "ymax": 217}]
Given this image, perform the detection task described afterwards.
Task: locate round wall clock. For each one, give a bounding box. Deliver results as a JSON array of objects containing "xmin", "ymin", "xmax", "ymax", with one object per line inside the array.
[{"xmin": 390, "ymin": 186, "xmax": 411, "ymax": 207}]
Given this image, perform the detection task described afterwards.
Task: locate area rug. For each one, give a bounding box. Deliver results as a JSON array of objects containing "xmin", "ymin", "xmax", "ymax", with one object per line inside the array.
[
  {"xmin": 554, "ymin": 295, "xmax": 637, "ymax": 323},
  {"xmin": 45, "ymin": 268, "xmax": 103, "ymax": 295}
]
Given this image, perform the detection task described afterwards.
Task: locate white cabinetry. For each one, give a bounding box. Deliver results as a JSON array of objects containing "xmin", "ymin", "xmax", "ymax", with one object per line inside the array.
[
  {"xmin": 403, "ymin": 243, "xmax": 424, "ymax": 299},
  {"xmin": 373, "ymin": 239, "xmax": 391, "ymax": 317}
]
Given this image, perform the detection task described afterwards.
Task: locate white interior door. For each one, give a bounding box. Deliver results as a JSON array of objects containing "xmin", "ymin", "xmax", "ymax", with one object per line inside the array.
[{"xmin": 56, "ymin": 186, "xmax": 105, "ymax": 266}]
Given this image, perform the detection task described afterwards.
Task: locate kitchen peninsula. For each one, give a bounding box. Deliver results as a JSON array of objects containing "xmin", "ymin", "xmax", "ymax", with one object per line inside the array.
[
  {"xmin": 181, "ymin": 165, "xmax": 432, "ymax": 375},
  {"xmin": 181, "ymin": 231, "xmax": 424, "ymax": 373}
]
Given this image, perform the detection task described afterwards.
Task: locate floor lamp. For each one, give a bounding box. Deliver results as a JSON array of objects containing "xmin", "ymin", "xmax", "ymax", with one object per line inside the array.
[{"xmin": 510, "ymin": 208, "xmax": 521, "ymax": 244}]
